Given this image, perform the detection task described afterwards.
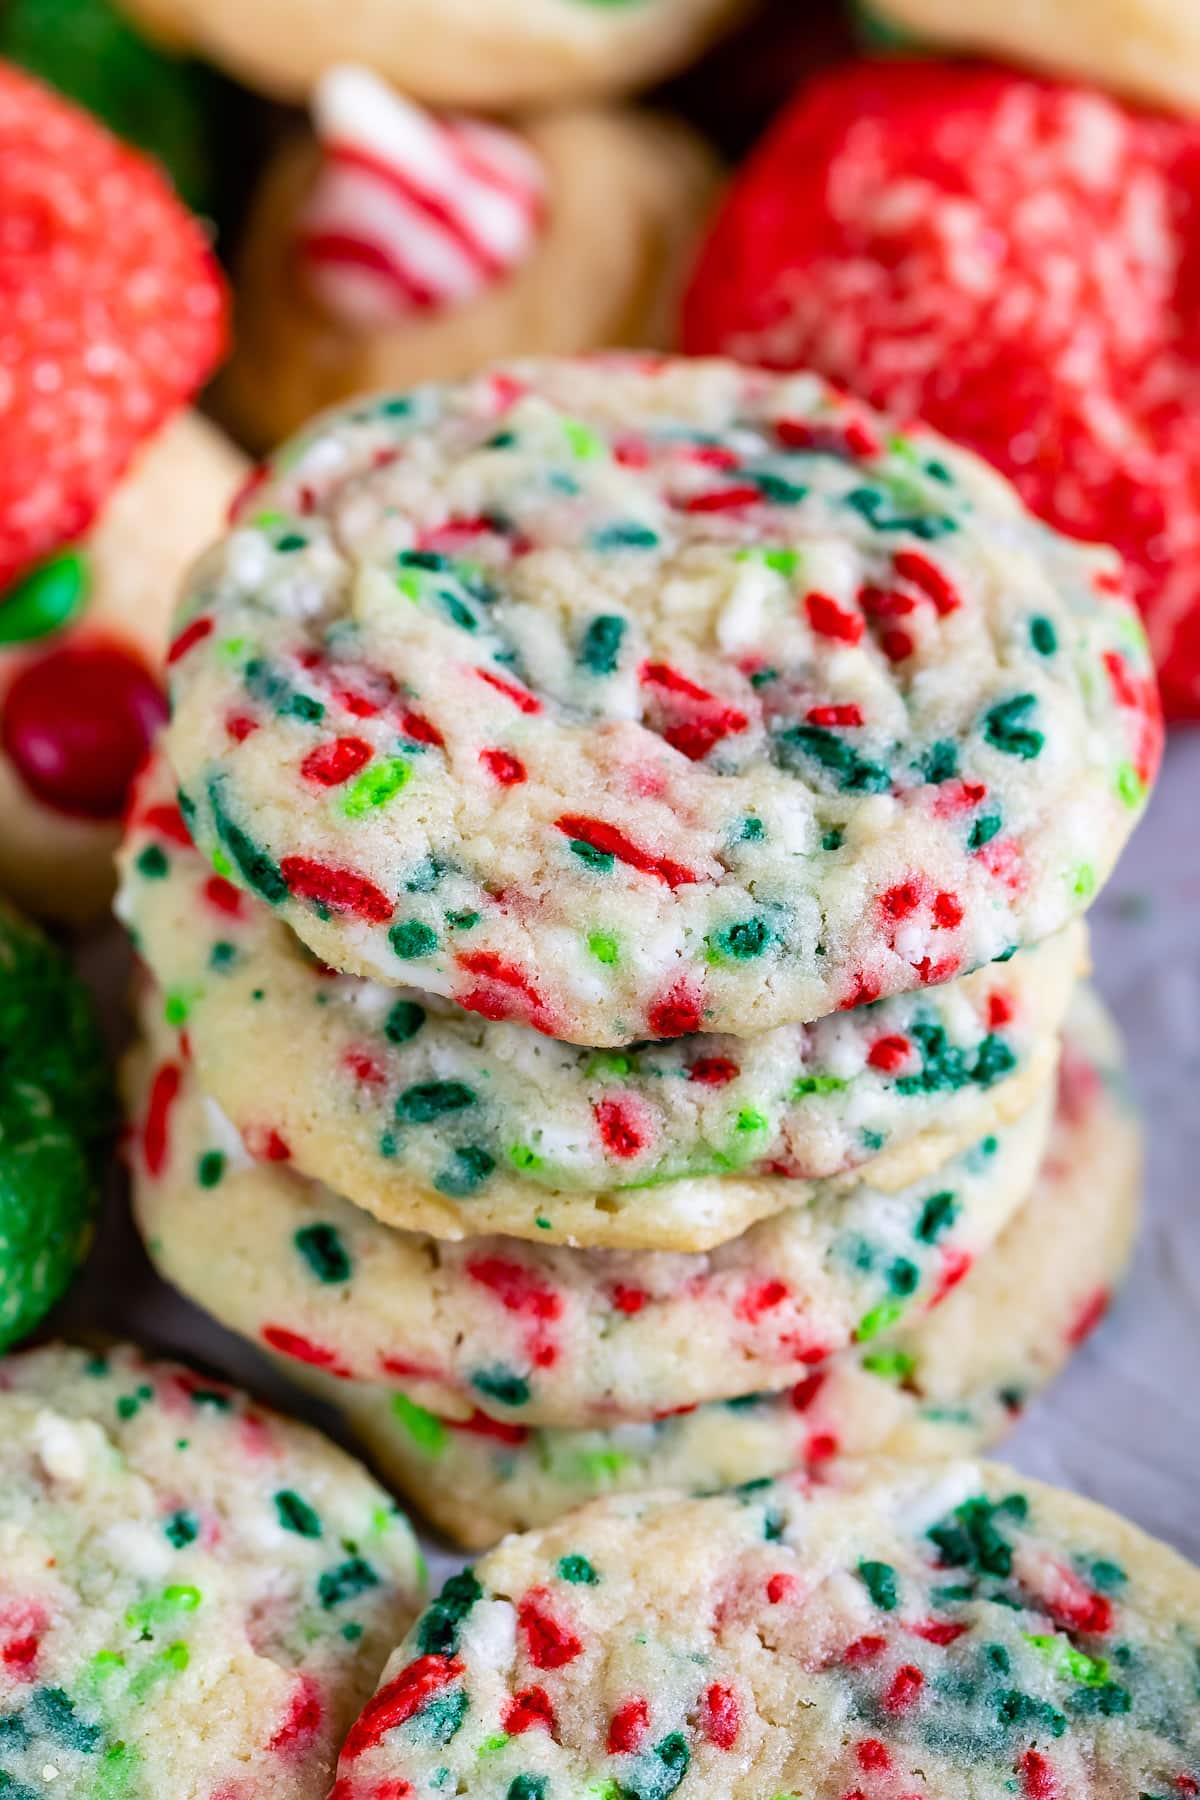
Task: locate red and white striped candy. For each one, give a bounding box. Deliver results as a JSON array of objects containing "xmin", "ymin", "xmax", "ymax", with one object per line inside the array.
[{"xmin": 299, "ymin": 65, "xmax": 547, "ymax": 329}]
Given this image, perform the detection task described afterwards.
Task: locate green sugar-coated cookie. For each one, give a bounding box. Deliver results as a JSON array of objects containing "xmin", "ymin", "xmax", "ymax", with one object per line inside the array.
[
  {"xmin": 0, "ymin": 900, "xmax": 114, "ymax": 1346},
  {"xmin": 0, "ymin": 0, "xmax": 217, "ymax": 211}
]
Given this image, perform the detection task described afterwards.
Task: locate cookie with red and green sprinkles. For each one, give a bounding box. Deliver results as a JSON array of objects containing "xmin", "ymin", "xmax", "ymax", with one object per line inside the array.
[
  {"xmin": 125, "ymin": 980, "xmax": 1054, "ymax": 1427},
  {"xmin": 0, "ymin": 1340, "xmax": 424, "ymax": 1799},
  {"xmin": 164, "ymin": 356, "xmax": 1158, "ymax": 1046},
  {"xmin": 300, "ymin": 986, "xmax": 1142, "ymax": 1547},
  {"xmin": 117, "ymin": 745, "xmax": 1079, "ymax": 1250},
  {"xmin": 332, "ymin": 1453, "xmax": 1199, "ymax": 1799}
]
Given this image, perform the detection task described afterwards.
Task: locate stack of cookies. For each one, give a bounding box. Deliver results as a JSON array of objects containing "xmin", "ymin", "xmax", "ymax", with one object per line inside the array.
[{"xmin": 117, "ymin": 356, "xmax": 1159, "ymax": 1548}]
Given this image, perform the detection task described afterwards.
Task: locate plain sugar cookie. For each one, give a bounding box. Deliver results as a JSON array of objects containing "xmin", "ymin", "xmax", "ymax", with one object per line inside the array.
[
  {"xmin": 219, "ymin": 78, "xmax": 720, "ymax": 453},
  {"xmin": 111, "ymin": 0, "xmax": 749, "ymax": 108}
]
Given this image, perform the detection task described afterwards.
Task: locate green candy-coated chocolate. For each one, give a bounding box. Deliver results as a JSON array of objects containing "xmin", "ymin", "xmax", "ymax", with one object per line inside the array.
[{"xmin": 0, "ymin": 550, "xmax": 89, "ymax": 648}]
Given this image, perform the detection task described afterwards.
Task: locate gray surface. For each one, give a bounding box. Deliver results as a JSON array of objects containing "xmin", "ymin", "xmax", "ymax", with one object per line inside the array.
[{"xmin": 58, "ymin": 732, "xmax": 1200, "ymax": 1577}]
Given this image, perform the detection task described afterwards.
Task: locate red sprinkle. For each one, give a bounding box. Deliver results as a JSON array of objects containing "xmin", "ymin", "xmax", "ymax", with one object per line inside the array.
[
  {"xmin": 1018, "ymin": 1749, "xmax": 1059, "ymax": 1800},
  {"xmin": 474, "ymin": 667, "xmax": 541, "ymax": 713},
  {"xmin": 502, "ymin": 1688, "xmax": 555, "ymax": 1736},
  {"xmin": 611, "ymin": 1284, "xmax": 649, "ymax": 1315},
  {"xmin": 261, "ymin": 1326, "xmax": 349, "ymax": 1376},
  {"xmin": 687, "ymin": 1056, "xmax": 740, "ymax": 1086},
  {"xmin": 701, "ymin": 1683, "xmax": 740, "ymax": 1750},
  {"xmin": 843, "ymin": 1634, "xmax": 888, "ymax": 1664},
  {"xmin": 268, "ymin": 1675, "xmax": 323, "ymax": 1756},
  {"xmin": 680, "ymin": 484, "xmax": 765, "ymax": 513},
  {"xmin": 806, "ymin": 591, "xmax": 865, "ymax": 644},
  {"xmin": 594, "ymin": 1097, "xmax": 648, "ymax": 1160},
  {"xmin": 465, "ymin": 1256, "xmax": 562, "ymax": 1322},
  {"xmin": 204, "ymin": 875, "xmax": 244, "ymax": 917},
  {"xmin": 879, "ymin": 880, "xmax": 924, "ymax": 922},
  {"xmin": 167, "ymin": 616, "xmax": 214, "ymax": 664},
  {"xmin": 607, "ymin": 1697, "xmax": 650, "ymax": 1754},
  {"xmin": 880, "ymin": 627, "xmax": 915, "ymax": 663},
  {"xmin": 398, "ymin": 709, "xmax": 444, "ymax": 748},
  {"xmin": 142, "ymin": 1062, "xmax": 181, "ymax": 1177},
  {"xmin": 736, "ymin": 1278, "xmax": 789, "ymax": 1323},
  {"xmin": 452, "ymin": 1410, "xmax": 530, "ymax": 1447},
  {"xmin": 556, "ymin": 815, "xmax": 699, "ymax": 888},
  {"xmin": 518, "ymin": 1590, "xmax": 583, "ymax": 1670},
  {"xmin": 933, "ymin": 890, "xmax": 964, "ymax": 929},
  {"xmin": 857, "ymin": 1739, "xmax": 892, "ymax": 1772},
  {"xmin": 301, "ymin": 737, "xmax": 372, "ymax": 786},
  {"xmin": 280, "ymin": 857, "xmax": 393, "ymax": 924},
  {"xmin": 893, "ymin": 551, "xmax": 962, "ymax": 616},
  {"xmin": 883, "ymin": 1664, "xmax": 925, "ymax": 1713},
  {"xmin": 140, "ymin": 802, "xmax": 192, "ymax": 845},
  {"xmin": 1066, "ymin": 1287, "xmax": 1111, "ymax": 1346},
  {"xmin": 867, "ymin": 1034, "xmax": 910, "ymax": 1073},
  {"xmin": 908, "ymin": 1619, "xmax": 967, "ymax": 1646},
  {"xmin": 647, "ymin": 980, "xmax": 704, "ymax": 1038},
  {"xmin": 766, "ymin": 1573, "xmax": 796, "ymax": 1604},
  {"xmin": 479, "ymin": 747, "xmax": 526, "ymax": 785},
  {"xmin": 806, "ymin": 703, "xmax": 864, "ymax": 727},
  {"xmin": 987, "ymin": 991, "xmax": 1015, "ymax": 1027},
  {"xmin": 340, "ymin": 1656, "xmax": 464, "ymax": 1760}
]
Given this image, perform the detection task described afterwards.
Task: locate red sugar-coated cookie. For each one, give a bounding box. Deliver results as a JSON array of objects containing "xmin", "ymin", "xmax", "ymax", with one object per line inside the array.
[
  {"xmin": 0, "ymin": 60, "xmax": 227, "ymax": 591},
  {"xmin": 682, "ymin": 59, "xmax": 1200, "ymax": 718}
]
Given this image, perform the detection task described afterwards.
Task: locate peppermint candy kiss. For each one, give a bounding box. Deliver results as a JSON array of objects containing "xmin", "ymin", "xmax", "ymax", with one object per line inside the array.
[{"xmin": 299, "ymin": 65, "xmax": 547, "ymax": 329}]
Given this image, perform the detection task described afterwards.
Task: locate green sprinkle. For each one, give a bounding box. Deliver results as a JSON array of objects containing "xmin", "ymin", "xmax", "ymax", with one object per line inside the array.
[
  {"xmin": 1023, "ymin": 1635, "xmax": 1110, "ymax": 1686},
  {"xmin": 588, "ymin": 931, "xmax": 619, "ymax": 964},
  {"xmin": 1072, "ymin": 863, "xmax": 1096, "ymax": 899},
  {"xmin": 793, "ymin": 1074, "xmax": 847, "ymax": 1098},
  {"xmin": 711, "ymin": 916, "xmax": 771, "ymax": 960},
  {"xmin": 136, "ymin": 844, "xmax": 169, "ymax": 880},
  {"xmin": 447, "ymin": 909, "xmax": 480, "ymax": 930},
  {"xmin": 855, "ymin": 1298, "xmax": 906, "ymax": 1342},
  {"xmin": 968, "ymin": 812, "xmax": 1003, "ymax": 850},
  {"xmin": 983, "ymin": 693, "xmax": 1044, "ymax": 759},
  {"xmin": 196, "ymin": 1150, "xmax": 225, "ymax": 1189},
  {"xmin": 753, "ymin": 471, "xmax": 807, "ymax": 505},
  {"xmin": 774, "ymin": 724, "xmax": 890, "ymax": 794},
  {"xmin": 887, "ymin": 1257, "xmax": 919, "ymax": 1296},
  {"xmin": 915, "ymin": 1190, "xmax": 959, "ymax": 1243},
  {"xmin": 507, "ymin": 1779, "xmax": 547, "ymax": 1800},
  {"xmin": 208, "ymin": 941, "xmax": 237, "ymax": 971},
  {"xmin": 1030, "ymin": 616, "xmax": 1058, "ymax": 655},
  {"xmin": 385, "ymin": 999, "xmax": 426, "ymax": 1043},
  {"xmin": 858, "ymin": 1560, "xmax": 899, "ymax": 1611},
  {"xmin": 30, "ymin": 1687, "xmax": 101, "ymax": 1753},
  {"xmin": 1116, "ymin": 761, "xmax": 1145, "ymax": 809},
  {"xmin": 164, "ymin": 1510, "xmax": 198, "ymax": 1548},
  {"xmin": 735, "ymin": 1108, "xmax": 768, "ymax": 1134},
  {"xmin": 739, "ymin": 815, "xmax": 765, "ymax": 841},
  {"xmin": 294, "ymin": 1222, "xmax": 353, "ymax": 1284},
  {"xmin": 591, "ymin": 523, "xmax": 659, "ymax": 552},
  {"xmin": 569, "ymin": 839, "xmax": 615, "ymax": 872},
  {"xmin": 397, "ymin": 1080, "xmax": 476, "ymax": 1124},
  {"xmin": 436, "ymin": 1145, "xmax": 495, "ymax": 1195},
  {"xmin": 410, "ymin": 1685, "xmax": 468, "ymax": 1745},
  {"xmin": 389, "ymin": 919, "xmax": 438, "ymax": 959},
  {"xmin": 391, "ymin": 1393, "xmax": 447, "ymax": 1456},
  {"xmin": 508, "ymin": 1143, "xmax": 542, "ymax": 1172},
  {"xmin": 318, "ymin": 1557, "xmax": 380, "ymax": 1609},
  {"xmin": 418, "ymin": 1570, "xmax": 482, "ymax": 1660},
  {"xmin": 921, "ymin": 739, "xmax": 959, "ymax": 784},
  {"xmin": 822, "ymin": 826, "xmax": 844, "ymax": 851},
  {"xmin": 208, "ymin": 780, "xmax": 287, "ymax": 905},
  {"xmin": 861, "ymin": 1348, "xmax": 916, "ymax": 1381},
  {"xmin": 344, "ymin": 758, "xmax": 411, "ymax": 818},
  {"xmin": 472, "ymin": 1365, "xmax": 530, "ymax": 1408},
  {"xmin": 128, "ymin": 1642, "xmax": 189, "ymax": 1701},
  {"xmin": 558, "ymin": 1554, "xmax": 599, "ymax": 1584},
  {"xmin": 578, "ymin": 613, "xmax": 627, "ymax": 674}
]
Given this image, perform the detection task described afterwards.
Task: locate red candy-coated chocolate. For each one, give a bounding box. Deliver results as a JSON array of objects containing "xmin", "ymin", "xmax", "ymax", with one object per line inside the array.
[
  {"xmin": 2, "ymin": 639, "xmax": 166, "ymax": 818},
  {"xmin": 682, "ymin": 60, "xmax": 1200, "ymax": 716},
  {"xmin": 0, "ymin": 65, "xmax": 227, "ymax": 590}
]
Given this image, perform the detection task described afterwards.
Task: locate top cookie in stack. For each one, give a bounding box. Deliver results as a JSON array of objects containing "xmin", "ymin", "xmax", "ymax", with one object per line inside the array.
[
  {"xmin": 164, "ymin": 357, "xmax": 1156, "ymax": 1052},
  {"xmin": 121, "ymin": 354, "xmax": 1158, "ymax": 1540}
]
